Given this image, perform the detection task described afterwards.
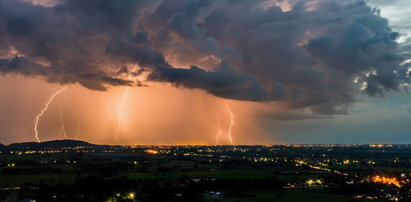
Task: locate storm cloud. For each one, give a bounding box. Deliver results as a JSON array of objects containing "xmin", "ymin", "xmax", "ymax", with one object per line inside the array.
[{"xmin": 0, "ymin": 0, "xmax": 409, "ymax": 115}]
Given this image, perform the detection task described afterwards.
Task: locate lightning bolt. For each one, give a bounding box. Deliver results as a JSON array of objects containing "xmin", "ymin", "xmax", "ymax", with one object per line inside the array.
[
  {"xmin": 224, "ymin": 101, "xmax": 234, "ymax": 145},
  {"xmin": 70, "ymin": 86, "xmax": 82, "ymax": 140},
  {"xmin": 215, "ymin": 116, "xmax": 223, "ymax": 145},
  {"xmin": 59, "ymin": 92, "xmax": 68, "ymax": 139},
  {"xmin": 33, "ymin": 86, "xmax": 67, "ymax": 143},
  {"xmin": 115, "ymin": 87, "xmax": 129, "ymax": 144},
  {"xmin": 75, "ymin": 121, "xmax": 81, "ymax": 140}
]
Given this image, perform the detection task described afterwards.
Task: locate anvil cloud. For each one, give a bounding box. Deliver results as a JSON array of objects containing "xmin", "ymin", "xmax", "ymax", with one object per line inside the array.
[{"xmin": 0, "ymin": 0, "xmax": 409, "ymax": 115}]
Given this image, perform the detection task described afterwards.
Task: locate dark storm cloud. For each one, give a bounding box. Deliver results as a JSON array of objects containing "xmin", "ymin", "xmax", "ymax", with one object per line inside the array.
[
  {"xmin": 0, "ymin": 56, "xmax": 132, "ymax": 90},
  {"xmin": 0, "ymin": 0, "xmax": 409, "ymax": 116},
  {"xmin": 148, "ymin": 62, "xmax": 288, "ymax": 101}
]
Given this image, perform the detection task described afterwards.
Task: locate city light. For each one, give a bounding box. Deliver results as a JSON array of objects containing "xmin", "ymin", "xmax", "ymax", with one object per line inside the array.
[
  {"xmin": 372, "ymin": 176, "xmax": 402, "ymax": 187},
  {"xmin": 145, "ymin": 149, "xmax": 159, "ymax": 155}
]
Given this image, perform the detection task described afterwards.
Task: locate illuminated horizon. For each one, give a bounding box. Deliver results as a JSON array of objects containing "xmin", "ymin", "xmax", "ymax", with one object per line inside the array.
[{"xmin": 0, "ymin": 0, "xmax": 410, "ymax": 145}]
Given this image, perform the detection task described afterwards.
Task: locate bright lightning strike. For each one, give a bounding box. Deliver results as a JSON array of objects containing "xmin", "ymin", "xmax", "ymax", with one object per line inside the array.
[
  {"xmin": 59, "ymin": 92, "xmax": 68, "ymax": 139},
  {"xmin": 224, "ymin": 101, "xmax": 234, "ymax": 145},
  {"xmin": 215, "ymin": 116, "xmax": 223, "ymax": 145},
  {"xmin": 115, "ymin": 87, "xmax": 129, "ymax": 144},
  {"xmin": 33, "ymin": 86, "xmax": 68, "ymax": 143}
]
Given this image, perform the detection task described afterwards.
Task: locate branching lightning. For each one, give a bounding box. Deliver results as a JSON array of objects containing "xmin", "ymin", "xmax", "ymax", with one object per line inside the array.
[
  {"xmin": 33, "ymin": 86, "xmax": 68, "ymax": 143},
  {"xmin": 224, "ymin": 101, "xmax": 235, "ymax": 145},
  {"xmin": 59, "ymin": 92, "xmax": 68, "ymax": 139},
  {"xmin": 115, "ymin": 87, "xmax": 130, "ymax": 144}
]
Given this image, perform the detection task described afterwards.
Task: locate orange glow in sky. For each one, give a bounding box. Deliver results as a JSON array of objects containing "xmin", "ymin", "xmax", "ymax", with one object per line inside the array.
[{"xmin": 0, "ymin": 74, "xmax": 273, "ymax": 145}]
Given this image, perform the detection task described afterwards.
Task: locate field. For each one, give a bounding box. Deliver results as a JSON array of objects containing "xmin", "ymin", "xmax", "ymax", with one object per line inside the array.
[{"xmin": 1, "ymin": 144, "xmax": 408, "ymax": 201}]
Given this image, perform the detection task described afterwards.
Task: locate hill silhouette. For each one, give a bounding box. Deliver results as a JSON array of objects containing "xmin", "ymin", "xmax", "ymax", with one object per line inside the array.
[{"xmin": 5, "ymin": 140, "xmax": 97, "ymax": 150}]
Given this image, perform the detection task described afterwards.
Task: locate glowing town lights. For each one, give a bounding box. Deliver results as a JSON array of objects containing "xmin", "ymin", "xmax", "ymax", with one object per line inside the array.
[
  {"xmin": 145, "ymin": 149, "xmax": 159, "ymax": 155},
  {"xmin": 33, "ymin": 86, "xmax": 68, "ymax": 143},
  {"xmin": 224, "ymin": 101, "xmax": 234, "ymax": 145},
  {"xmin": 372, "ymin": 176, "xmax": 402, "ymax": 187},
  {"xmin": 370, "ymin": 144, "xmax": 385, "ymax": 148},
  {"xmin": 115, "ymin": 87, "xmax": 129, "ymax": 144},
  {"xmin": 306, "ymin": 179, "xmax": 322, "ymax": 186},
  {"xmin": 128, "ymin": 193, "xmax": 135, "ymax": 200}
]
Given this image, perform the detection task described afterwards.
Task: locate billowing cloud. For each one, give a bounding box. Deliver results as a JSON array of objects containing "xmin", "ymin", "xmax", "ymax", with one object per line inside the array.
[
  {"xmin": 365, "ymin": 0, "xmax": 411, "ymax": 43},
  {"xmin": 0, "ymin": 0, "xmax": 409, "ymax": 116}
]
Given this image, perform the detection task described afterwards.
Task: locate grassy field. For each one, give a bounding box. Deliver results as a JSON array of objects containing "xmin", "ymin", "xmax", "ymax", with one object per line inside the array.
[
  {"xmin": 0, "ymin": 157, "xmax": 323, "ymax": 185},
  {"xmin": 125, "ymin": 169, "xmax": 274, "ymax": 180},
  {"xmin": 0, "ymin": 173, "xmax": 78, "ymax": 186},
  {"xmin": 0, "ymin": 152, "xmax": 397, "ymax": 201},
  {"xmin": 204, "ymin": 189, "xmax": 389, "ymax": 202}
]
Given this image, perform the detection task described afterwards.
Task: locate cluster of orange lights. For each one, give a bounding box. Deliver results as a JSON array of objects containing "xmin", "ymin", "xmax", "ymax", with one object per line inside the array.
[
  {"xmin": 372, "ymin": 176, "xmax": 402, "ymax": 187},
  {"xmin": 145, "ymin": 149, "xmax": 159, "ymax": 155}
]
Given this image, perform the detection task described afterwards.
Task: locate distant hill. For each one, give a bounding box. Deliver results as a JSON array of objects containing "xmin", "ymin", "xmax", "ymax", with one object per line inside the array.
[{"xmin": 5, "ymin": 140, "xmax": 97, "ymax": 150}]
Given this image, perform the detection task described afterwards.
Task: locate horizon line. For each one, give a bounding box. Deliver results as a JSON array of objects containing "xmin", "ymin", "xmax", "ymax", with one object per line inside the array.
[{"xmin": 2, "ymin": 139, "xmax": 411, "ymax": 147}]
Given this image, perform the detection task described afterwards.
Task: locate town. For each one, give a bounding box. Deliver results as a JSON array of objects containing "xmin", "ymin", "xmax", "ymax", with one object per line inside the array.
[{"xmin": 0, "ymin": 140, "xmax": 410, "ymax": 201}]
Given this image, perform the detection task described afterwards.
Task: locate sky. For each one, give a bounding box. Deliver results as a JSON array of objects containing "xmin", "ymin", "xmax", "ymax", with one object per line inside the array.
[{"xmin": 0, "ymin": 0, "xmax": 410, "ymax": 145}]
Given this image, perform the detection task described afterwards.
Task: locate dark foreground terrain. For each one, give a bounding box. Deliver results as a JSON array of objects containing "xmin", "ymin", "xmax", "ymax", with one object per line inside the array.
[{"xmin": 0, "ymin": 140, "xmax": 410, "ymax": 201}]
